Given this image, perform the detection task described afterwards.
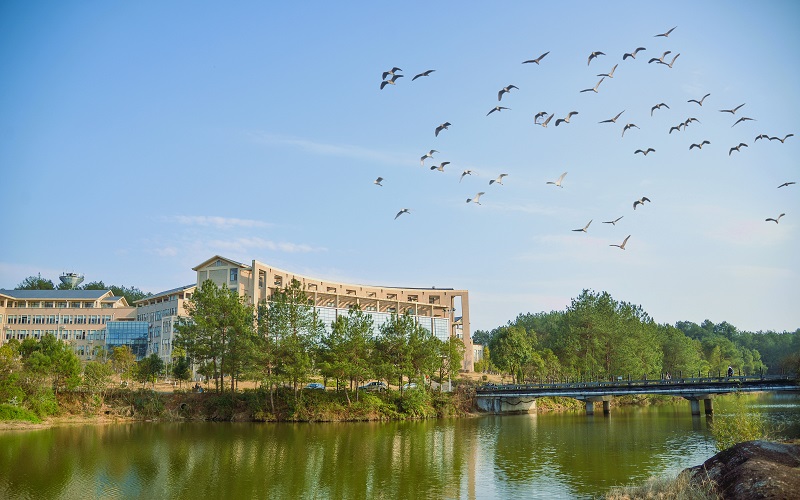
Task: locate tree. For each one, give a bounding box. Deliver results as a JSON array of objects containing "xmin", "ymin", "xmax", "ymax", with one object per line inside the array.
[
  {"xmin": 21, "ymin": 334, "xmax": 81, "ymax": 395},
  {"xmin": 111, "ymin": 346, "xmax": 136, "ymax": 383},
  {"xmin": 374, "ymin": 313, "xmax": 416, "ymax": 388},
  {"xmin": 171, "ymin": 356, "xmax": 192, "ymax": 388},
  {"xmin": 439, "ymin": 336, "xmax": 465, "ymax": 390},
  {"xmin": 319, "ymin": 307, "xmax": 374, "ymax": 403},
  {"xmin": 136, "ymin": 353, "xmax": 165, "ymax": 388},
  {"xmin": 15, "ymin": 275, "xmax": 55, "ymax": 290},
  {"xmin": 489, "ymin": 325, "xmax": 534, "ymax": 383},
  {"xmin": 83, "ymin": 361, "xmax": 113, "ymax": 404}
]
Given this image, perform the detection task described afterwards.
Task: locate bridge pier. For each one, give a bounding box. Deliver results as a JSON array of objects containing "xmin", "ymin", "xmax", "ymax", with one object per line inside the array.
[
  {"xmin": 584, "ymin": 396, "xmax": 612, "ymax": 416},
  {"xmin": 685, "ymin": 395, "xmax": 715, "ymax": 416},
  {"xmin": 475, "ymin": 396, "xmax": 537, "ymax": 414}
]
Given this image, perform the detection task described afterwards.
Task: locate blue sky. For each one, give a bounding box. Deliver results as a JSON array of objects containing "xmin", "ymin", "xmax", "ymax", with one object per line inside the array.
[{"xmin": 2, "ymin": 1, "xmax": 798, "ymax": 334}]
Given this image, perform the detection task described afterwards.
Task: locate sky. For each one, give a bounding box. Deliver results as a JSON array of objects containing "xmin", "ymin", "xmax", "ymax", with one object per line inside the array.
[{"xmin": 2, "ymin": 1, "xmax": 798, "ymax": 334}]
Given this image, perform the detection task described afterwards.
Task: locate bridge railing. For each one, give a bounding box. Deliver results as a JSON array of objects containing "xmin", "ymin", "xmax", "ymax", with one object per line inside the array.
[{"xmin": 476, "ymin": 374, "xmax": 798, "ymax": 393}]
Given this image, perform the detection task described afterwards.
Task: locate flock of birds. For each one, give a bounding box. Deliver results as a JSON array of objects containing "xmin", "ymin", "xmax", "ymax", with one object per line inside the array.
[{"xmin": 374, "ymin": 25, "xmax": 794, "ymax": 249}]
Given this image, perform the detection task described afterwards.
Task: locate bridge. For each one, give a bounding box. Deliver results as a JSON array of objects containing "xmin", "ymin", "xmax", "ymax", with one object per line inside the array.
[{"xmin": 475, "ymin": 375, "xmax": 799, "ymax": 416}]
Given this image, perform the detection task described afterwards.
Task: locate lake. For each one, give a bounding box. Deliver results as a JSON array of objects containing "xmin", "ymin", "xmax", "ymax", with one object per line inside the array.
[{"xmin": 0, "ymin": 393, "xmax": 797, "ymax": 499}]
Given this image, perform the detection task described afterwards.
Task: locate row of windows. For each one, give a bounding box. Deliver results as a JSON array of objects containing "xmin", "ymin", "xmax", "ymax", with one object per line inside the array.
[
  {"xmin": 5, "ymin": 314, "xmax": 113, "ymax": 325},
  {"xmin": 4, "ymin": 330, "xmax": 105, "ymax": 341},
  {"xmin": 313, "ymin": 306, "xmax": 450, "ymax": 339},
  {"xmin": 4, "ymin": 301, "xmax": 107, "ymax": 309},
  {"xmin": 136, "ymin": 308, "xmax": 177, "ymax": 322}
]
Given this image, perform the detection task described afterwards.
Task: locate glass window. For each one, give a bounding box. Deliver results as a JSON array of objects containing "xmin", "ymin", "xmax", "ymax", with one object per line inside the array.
[{"xmin": 230, "ymin": 268, "xmax": 238, "ymax": 282}]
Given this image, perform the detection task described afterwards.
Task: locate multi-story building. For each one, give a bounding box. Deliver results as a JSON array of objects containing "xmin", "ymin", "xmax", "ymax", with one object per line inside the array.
[
  {"xmin": 0, "ymin": 289, "xmax": 139, "ymax": 361},
  {"xmin": 192, "ymin": 255, "xmax": 474, "ymax": 371},
  {"xmin": 134, "ymin": 284, "xmax": 196, "ymax": 368}
]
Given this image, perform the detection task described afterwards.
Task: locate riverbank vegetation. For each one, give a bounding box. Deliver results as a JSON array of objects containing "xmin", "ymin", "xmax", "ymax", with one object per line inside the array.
[{"xmin": 473, "ymin": 289, "xmax": 799, "ymax": 384}]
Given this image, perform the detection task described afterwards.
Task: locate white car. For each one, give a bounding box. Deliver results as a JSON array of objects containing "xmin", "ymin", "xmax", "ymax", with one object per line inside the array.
[{"xmin": 402, "ymin": 382, "xmax": 418, "ymax": 390}]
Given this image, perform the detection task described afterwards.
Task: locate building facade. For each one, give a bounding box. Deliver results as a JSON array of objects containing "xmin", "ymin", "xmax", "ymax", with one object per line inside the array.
[
  {"xmin": 134, "ymin": 284, "xmax": 196, "ymax": 367},
  {"xmin": 192, "ymin": 256, "xmax": 475, "ymax": 371},
  {"xmin": 0, "ymin": 289, "xmax": 138, "ymax": 361}
]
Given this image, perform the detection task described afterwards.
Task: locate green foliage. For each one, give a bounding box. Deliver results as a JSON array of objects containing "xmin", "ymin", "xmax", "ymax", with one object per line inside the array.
[
  {"xmin": 15, "ymin": 275, "xmax": 55, "ymax": 290},
  {"xmin": 172, "ymin": 356, "xmax": 192, "ymax": 385},
  {"xmin": 396, "ymin": 386, "xmax": 434, "ymax": 418},
  {"xmin": 0, "ymin": 403, "xmax": 41, "ymax": 423},
  {"xmin": 111, "ymin": 346, "xmax": 136, "ymax": 381},
  {"xmin": 82, "ymin": 361, "xmax": 113, "ymax": 395},
  {"xmin": 711, "ymin": 396, "xmax": 773, "ymax": 452},
  {"xmin": 136, "ymin": 353, "xmax": 165, "ymax": 388}
]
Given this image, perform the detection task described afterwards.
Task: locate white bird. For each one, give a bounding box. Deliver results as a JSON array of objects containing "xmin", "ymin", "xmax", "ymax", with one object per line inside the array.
[
  {"xmin": 720, "ymin": 103, "xmax": 745, "ymax": 114},
  {"xmin": 382, "ymin": 67, "xmax": 402, "ymax": 79},
  {"xmin": 634, "ymin": 148, "xmax": 655, "ymax": 156},
  {"xmin": 539, "ymin": 113, "xmax": 554, "ymax": 127},
  {"xmin": 610, "ymin": 235, "xmax": 631, "ymax": 249},
  {"xmin": 689, "ymin": 140, "xmax": 710, "ymax": 150},
  {"xmin": 555, "ymin": 111, "xmax": 579, "ymax": 126},
  {"xmin": 459, "ymin": 170, "xmax": 473, "ymax": 183},
  {"xmin": 622, "ymin": 123, "xmax": 639, "ymax": 137},
  {"xmin": 648, "ymin": 51, "xmax": 671, "ymax": 64},
  {"xmin": 732, "ymin": 116, "xmax": 755, "ymax": 127},
  {"xmin": 489, "ymin": 174, "xmax": 508, "ymax": 185},
  {"xmin": 547, "ymin": 171, "xmax": 567, "ymax": 187},
  {"xmin": 412, "ymin": 69, "xmax": 435, "ymax": 81},
  {"xmin": 380, "ymin": 74, "xmax": 404, "ymax": 89},
  {"xmin": 770, "ymin": 134, "xmax": 794, "ymax": 143},
  {"xmin": 498, "ymin": 85, "xmax": 518, "ymax": 101},
  {"xmin": 430, "ymin": 161, "xmax": 450, "ymax": 172},
  {"xmin": 755, "ymin": 134, "xmax": 771, "ymax": 142},
  {"xmin": 394, "ymin": 208, "xmax": 411, "ymax": 220},
  {"xmin": 580, "ymin": 77, "xmax": 605, "ymax": 93},
  {"xmin": 623, "ymin": 47, "xmax": 646, "ymax": 60},
  {"xmin": 688, "ymin": 93, "xmax": 710, "ymax": 106},
  {"xmin": 534, "ymin": 111, "xmax": 549, "ymax": 123},
  {"xmin": 572, "ymin": 219, "xmax": 592, "ymax": 233},
  {"xmin": 651, "ymin": 102, "xmax": 670, "ymax": 116},
  {"xmin": 374, "ymin": 177, "xmax": 384, "ymax": 186},
  {"xmin": 765, "ymin": 213, "xmax": 785, "ymax": 224},
  {"xmin": 420, "ymin": 149, "xmax": 438, "ymax": 166},
  {"xmin": 661, "ymin": 53, "xmax": 680, "ymax": 68},
  {"xmin": 522, "ymin": 51, "xmax": 550, "ymax": 64},
  {"xmin": 487, "ymin": 106, "xmax": 510, "ymax": 116},
  {"xmin": 597, "ymin": 64, "xmax": 618, "ymax": 78},
  {"xmin": 655, "ymin": 26, "xmax": 677, "ymax": 37},
  {"xmin": 599, "ymin": 110, "xmax": 625, "ymax": 124},
  {"xmin": 587, "ymin": 51, "xmax": 605, "ymax": 66},
  {"xmin": 729, "ymin": 143, "xmax": 748, "ymax": 155},
  {"xmin": 466, "ymin": 192, "xmax": 485, "ymax": 205},
  {"xmin": 435, "ymin": 122, "xmax": 451, "ymax": 137},
  {"xmin": 602, "ymin": 216, "xmax": 624, "ymax": 225},
  {"xmin": 633, "ymin": 197, "xmax": 651, "ymax": 209}
]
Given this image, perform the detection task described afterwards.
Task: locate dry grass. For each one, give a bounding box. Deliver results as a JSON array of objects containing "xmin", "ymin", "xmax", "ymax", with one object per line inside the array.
[{"xmin": 605, "ymin": 471, "xmax": 720, "ymax": 500}]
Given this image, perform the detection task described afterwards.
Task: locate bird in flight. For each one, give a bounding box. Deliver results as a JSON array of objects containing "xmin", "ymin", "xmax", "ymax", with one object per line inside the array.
[
  {"xmin": 655, "ymin": 26, "xmax": 677, "ymax": 37},
  {"xmin": 487, "ymin": 106, "xmax": 510, "ymax": 116},
  {"xmin": 689, "ymin": 141, "xmax": 711, "ymax": 150},
  {"xmin": 662, "ymin": 53, "xmax": 680, "ymax": 68},
  {"xmin": 498, "ymin": 85, "xmax": 519, "ymax": 101},
  {"xmin": 412, "ymin": 69, "xmax": 435, "ymax": 81},
  {"xmin": 669, "ymin": 124, "xmax": 683, "ymax": 134},
  {"xmin": 460, "ymin": 170, "xmax": 473, "ymax": 182},
  {"xmin": 729, "ymin": 143, "xmax": 748, "ymax": 155},
  {"xmin": 599, "ymin": 110, "xmax": 625, "ymax": 124},
  {"xmin": 380, "ymin": 74, "xmax": 404, "ymax": 89},
  {"xmin": 777, "ymin": 181, "xmax": 795, "ymax": 188},
  {"xmin": 651, "ymin": 103, "xmax": 669, "ymax": 116},
  {"xmin": 765, "ymin": 213, "xmax": 785, "ymax": 224},
  {"xmin": 683, "ymin": 117, "xmax": 701, "ymax": 128},
  {"xmin": 597, "ymin": 64, "xmax": 618, "ymax": 78},
  {"xmin": 688, "ymin": 93, "xmax": 711, "ymax": 106},
  {"xmin": 770, "ymin": 134, "xmax": 794, "ymax": 143},
  {"xmin": 603, "ymin": 216, "xmax": 624, "ymax": 225},
  {"xmin": 522, "ymin": 51, "xmax": 550, "ymax": 64},
  {"xmin": 754, "ymin": 134, "xmax": 771, "ymax": 142},
  {"xmin": 555, "ymin": 111, "xmax": 579, "ymax": 126},
  {"xmin": 634, "ymin": 148, "xmax": 655, "ymax": 156},
  {"xmin": 633, "ymin": 197, "xmax": 651, "ymax": 209},
  {"xmin": 466, "ymin": 192, "xmax": 485, "ymax": 205},
  {"xmin": 622, "ymin": 123, "xmax": 639, "ymax": 137},
  {"xmin": 420, "ymin": 150, "xmax": 438, "ymax": 166},
  {"xmin": 580, "ymin": 77, "xmax": 605, "ymax": 93},
  {"xmin": 648, "ymin": 51, "xmax": 671, "ymax": 64},
  {"xmin": 382, "ymin": 67, "xmax": 402, "ymax": 80},
  {"xmin": 430, "ymin": 161, "xmax": 450, "ymax": 172},
  {"xmin": 394, "ymin": 208, "xmax": 410, "ymax": 220},
  {"xmin": 610, "ymin": 235, "xmax": 631, "ymax": 250},
  {"xmin": 587, "ymin": 51, "xmax": 605, "ymax": 65},
  {"xmin": 572, "ymin": 220, "xmax": 592, "ymax": 233},
  {"xmin": 435, "ymin": 122, "xmax": 451, "ymax": 137},
  {"xmin": 623, "ymin": 47, "xmax": 646, "ymax": 60},
  {"xmin": 720, "ymin": 103, "xmax": 745, "ymax": 114},
  {"xmin": 374, "ymin": 177, "xmax": 384, "ymax": 186},
  {"xmin": 539, "ymin": 113, "xmax": 554, "ymax": 127},
  {"xmin": 489, "ymin": 174, "xmax": 508, "ymax": 185},
  {"xmin": 547, "ymin": 172, "xmax": 567, "ymax": 187},
  {"xmin": 534, "ymin": 111, "xmax": 549, "ymax": 123},
  {"xmin": 732, "ymin": 117, "xmax": 755, "ymax": 127}
]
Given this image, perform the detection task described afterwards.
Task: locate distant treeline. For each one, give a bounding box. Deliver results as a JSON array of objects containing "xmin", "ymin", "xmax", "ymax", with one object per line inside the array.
[
  {"xmin": 472, "ymin": 290, "xmax": 799, "ymax": 383},
  {"xmin": 15, "ymin": 275, "xmax": 150, "ymax": 305}
]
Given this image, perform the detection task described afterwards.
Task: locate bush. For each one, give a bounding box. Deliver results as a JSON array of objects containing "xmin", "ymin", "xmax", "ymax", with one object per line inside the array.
[
  {"xmin": 711, "ymin": 395, "xmax": 773, "ymax": 451},
  {"xmin": 0, "ymin": 403, "xmax": 41, "ymax": 423}
]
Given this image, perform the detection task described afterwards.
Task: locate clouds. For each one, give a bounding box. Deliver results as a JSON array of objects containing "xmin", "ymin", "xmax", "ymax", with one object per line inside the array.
[
  {"xmin": 249, "ymin": 132, "xmax": 411, "ymax": 168},
  {"xmin": 166, "ymin": 215, "xmax": 272, "ymax": 229}
]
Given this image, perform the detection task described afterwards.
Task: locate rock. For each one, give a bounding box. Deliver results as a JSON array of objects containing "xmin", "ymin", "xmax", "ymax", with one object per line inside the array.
[{"xmin": 686, "ymin": 440, "xmax": 800, "ymax": 499}]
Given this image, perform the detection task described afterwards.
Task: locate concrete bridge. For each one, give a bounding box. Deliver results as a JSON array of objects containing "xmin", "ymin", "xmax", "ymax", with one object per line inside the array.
[{"xmin": 475, "ymin": 375, "xmax": 799, "ymax": 416}]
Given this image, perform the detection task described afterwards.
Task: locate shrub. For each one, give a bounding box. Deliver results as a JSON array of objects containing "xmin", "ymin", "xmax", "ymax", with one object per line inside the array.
[
  {"xmin": 710, "ymin": 395, "xmax": 773, "ymax": 452},
  {"xmin": 0, "ymin": 403, "xmax": 41, "ymax": 423}
]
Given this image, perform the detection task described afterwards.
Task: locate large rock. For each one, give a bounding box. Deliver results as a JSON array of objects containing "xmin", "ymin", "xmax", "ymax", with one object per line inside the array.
[{"xmin": 686, "ymin": 440, "xmax": 800, "ymax": 499}]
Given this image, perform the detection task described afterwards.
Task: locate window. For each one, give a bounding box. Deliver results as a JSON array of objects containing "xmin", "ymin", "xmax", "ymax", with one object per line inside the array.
[{"xmin": 230, "ymin": 268, "xmax": 238, "ymax": 282}]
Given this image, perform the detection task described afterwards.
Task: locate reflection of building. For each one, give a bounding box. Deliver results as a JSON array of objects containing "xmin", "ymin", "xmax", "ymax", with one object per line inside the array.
[
  {"xmin": 134, "ymin": 284, "xmax": 196, "ymax": 366},
  {"xmin": 192, "ymin": 255, "xmax": 475, "ymax": 371},
  {"xmin": 0, "ymin": 289, "xmax": 137, "ymax": 360}
]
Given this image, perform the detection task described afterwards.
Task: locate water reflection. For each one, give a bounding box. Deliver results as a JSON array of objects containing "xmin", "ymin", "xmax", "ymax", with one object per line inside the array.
[{"xmin": 0, "ymin": 393, "xmax": 796, "ymax": 499}]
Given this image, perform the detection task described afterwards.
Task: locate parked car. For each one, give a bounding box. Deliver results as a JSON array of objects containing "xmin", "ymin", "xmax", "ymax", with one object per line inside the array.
[
  {"xmin": 357, "ymin": 381, "xmax": 387, "ymax": 392},
  {"xmin": 402, "ymin": 382, "xmax": 418, "ymax": 390},
  {"xmin": 304, "ymin": 382, "xmax": 325, "ymax": 390}
]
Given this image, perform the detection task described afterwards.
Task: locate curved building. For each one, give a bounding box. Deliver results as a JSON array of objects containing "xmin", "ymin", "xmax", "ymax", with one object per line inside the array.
[{"xmin": 193, "ymin": 256, "xmax": 474, "ymax": 371}]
